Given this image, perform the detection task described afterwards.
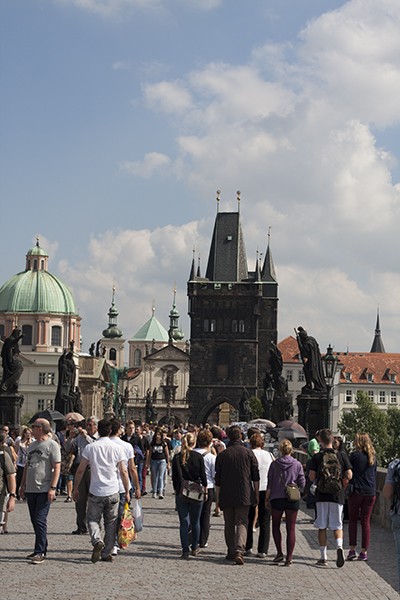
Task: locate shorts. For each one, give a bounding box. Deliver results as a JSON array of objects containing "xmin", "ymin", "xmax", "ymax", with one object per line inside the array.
[{"xmin": 314, "ymin": 502, "xmax": 343, "ymax": 531}]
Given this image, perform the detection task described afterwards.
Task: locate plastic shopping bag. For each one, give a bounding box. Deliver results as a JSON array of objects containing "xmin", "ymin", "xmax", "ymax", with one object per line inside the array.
[
  {"xmin": 132, "ymin": 499, "xmax": 143, "ymax": 533},
  {"xmin": 118, "ymin": 502, "xmax": 136, "ymax": 549}
]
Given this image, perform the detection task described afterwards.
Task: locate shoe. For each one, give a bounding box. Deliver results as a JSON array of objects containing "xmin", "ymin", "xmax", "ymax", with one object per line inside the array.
[
  {"xmin": 159, "ymin": 495, "xmax": 164, "ymax": 499},
  {"xmin": 72, "ymin": 528, "xmax": 88, "ymax": 535},
  {"xmin": 91, "ymin": 540, "xmax": 105, "ymax": 563},
  {"xmin": 141, "ymin": 491, "xmax": 147, "ymax": 496},
  {"xmin": 213, "ymin": 510, "xmax": 221, "ymax": 517},
  {"xmin": 60, "ymin": 490, "xmax": 67, "ymax": 496},
  {"xmin": 225, "ymin": 554, "xmax": 235, "ymax": 561},
  {"xmin": 101, "ymin": 555, "xmax": 113, "ymax": 562},
  {"xmin": 26, "ymin": 552, "xmax": 36, "ymax": 559},
  {"xmin": 336, "ymin": 547, "xmax": 345, "ymax": 568},
  {"xmin": 64, "ymin": 496, "xmax": 72, "ymax": 503},
  {"xmin": 316, "ymin": 558, "xmax": 327, "ymax": 566},
  {"xmin": 272, "ymin": 553, "xmax": 284, "ymax": 563},
  {"xmin": 284, "ymin": 559, "xmax": 292, "ymax": 566},
  {"xmin": 199, "ymin": 543, "xmax": 208, "ymax": 548},
  {"xmin": 234, "ymin": 554, "xmax": 244, "ymax": 565},
  {"xmin": 180, "ymin": 552, "xmax": 190, "ymax": 560},
  {"xmin": 152, "ymin": 493, "xmax": 156, "ymax": 499},
  {"xmin": 30, "ymin": 554, "xmax": 45, "ymax": 565},
  {"xmin": 257, "ymin": 552, "xmax": 266, "ymax": 558},
  {"xmin": 357, "ymin": 552, "xmax": 368, "ymax": 561},
  {"xmin": 111, "ymin": 546, "xmax": 119, "ymax": 556},
  {"xmin": 244, "ymin": 549, "xmax": 253, "ymax": 556},
  {"xmin": 347, "ymin": 550, "xmax": 357, "ymax": 561},
  {"xmin": 191, "ymin": 548, "xmax": 200, "ymax": 556}
]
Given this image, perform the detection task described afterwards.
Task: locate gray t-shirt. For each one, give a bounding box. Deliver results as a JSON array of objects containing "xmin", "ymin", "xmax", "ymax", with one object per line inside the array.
[
  {"xmin": 0, "ymin": 449, "xmax": 15, "ymax": 497},
  {"xmin": 26, "ymin": 438, "xmax": 61, "ymax": 493}
]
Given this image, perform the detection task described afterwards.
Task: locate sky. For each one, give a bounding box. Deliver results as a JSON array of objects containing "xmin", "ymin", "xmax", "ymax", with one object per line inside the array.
[{"xmin": 2, "ymin": 0, "xmax": 400, "ymax": 355}]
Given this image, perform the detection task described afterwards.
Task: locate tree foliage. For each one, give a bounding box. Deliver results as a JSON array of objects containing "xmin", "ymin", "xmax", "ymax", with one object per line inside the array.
[
  {"xmin": 337, "ymin": 390, "xmax": 399, "ymax": 466},
  {"xmin": 249, "ymin": 396, "xmax": 263, "ymax": 419}
]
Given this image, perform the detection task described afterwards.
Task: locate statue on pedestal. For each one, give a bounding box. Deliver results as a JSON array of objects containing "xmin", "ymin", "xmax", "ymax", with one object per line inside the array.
[
  {"xmin": 263, "ymin": 341, "xmax": 292, "ymax": 422},
  {"xmin": 1, "ymin": 328, "xmax": 24, "ymax": 394},
  {"xmin": 295, "ymin": 327, "xmax": 326, "ymax": 394},
  {"xmin": 239, "ymin": 388, "xmax": 253, "ymax": 422}
]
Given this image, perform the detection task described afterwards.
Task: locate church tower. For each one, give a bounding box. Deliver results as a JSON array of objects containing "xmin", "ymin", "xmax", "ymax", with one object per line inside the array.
[
  {"xmin": 187, "ymin": 193, "xmax": 278, "ymax": 424},
  {"xmin": 101, "ymin": 286, "xmax": 125, "ymax": 367}
]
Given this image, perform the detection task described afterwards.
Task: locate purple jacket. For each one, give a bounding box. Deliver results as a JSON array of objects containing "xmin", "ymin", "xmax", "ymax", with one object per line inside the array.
[{"xmin": 267, "ymin": 455, "xmax": 306, "ymax": 501}]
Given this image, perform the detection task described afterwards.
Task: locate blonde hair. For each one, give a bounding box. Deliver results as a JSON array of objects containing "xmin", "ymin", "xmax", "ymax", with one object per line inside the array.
[
  {"xmin": 354, "ymin": 433, "xmax": 376, "ymax": 466},
  {"xmin": 181, "ymin": 432, "xmax": 197, "ymax": 465},
  {"xmin": 279, "ymin": 438, "xmax": 293, "ymax": 456}
]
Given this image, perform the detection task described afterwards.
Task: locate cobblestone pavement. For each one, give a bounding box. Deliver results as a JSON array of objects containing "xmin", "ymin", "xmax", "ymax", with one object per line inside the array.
[{"xmin": 1, "ymin": 483, "xmax": 398, "ymax": 600}]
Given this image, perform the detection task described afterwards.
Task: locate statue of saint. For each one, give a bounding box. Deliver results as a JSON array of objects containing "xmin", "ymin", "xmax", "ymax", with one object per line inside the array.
[
  {"xmin": 239, "ymin": 388, "xmax": 253, "ymax": 422},
  {"xmin": 55, "ymin": 349, "xmax": 76, "ymax": 413},
  {"xmin": 296, "ymin": 326, "xmax": 326, "ymax": 394},
  {"xmin": 0, "ymin": 328, "xmax": 24, "ymax": 394}
]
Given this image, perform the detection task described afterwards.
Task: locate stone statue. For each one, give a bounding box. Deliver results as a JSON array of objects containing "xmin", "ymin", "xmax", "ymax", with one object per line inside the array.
[
  {"xmin": 89, "ymin": 343, "xmax": 95, "ymax": 357},
  {"xmin": 296, "ymin": 326, "xmax": 326, "ymax": 394},
  {"xmin": 263, "ymin": 341, "xmax": 292, "ymax": 422},
  {"xmin": 145, "ymin": 388, "xmax": 156, "ymax": 423},
  {"xmin": 95, "ymin": 340, "xmax": 101, "ymax": 357},
  {"xmin": 152, "ymin": 387, "xmax": 158, "ymax": 400},
  {"xmin": 55, "ymin": 349, "xmax": 76, "ymax": 413},
  {"xmin": 1, "ymin": 328, "xmax": 24, "ymax": 394},
  {"xmin": 239, "ymin": 388, "xmax": 253, "ymax": 422}
]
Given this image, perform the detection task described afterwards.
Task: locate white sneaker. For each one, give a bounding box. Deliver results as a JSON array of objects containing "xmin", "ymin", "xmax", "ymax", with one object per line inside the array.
[
  {"xmin": 244, "ymin": 549, "xmax": 253, "ymax": 556},
  {"xmin": 152, "ymin": 493, "xmax": 157, "ymax": 499},
  {"xmin": 111, "ymin": 546, "xmax": 119, "ymax": 556},
  {"xmin": 257, "ymin": 552, "xmax": 266, "ymax": 558}
]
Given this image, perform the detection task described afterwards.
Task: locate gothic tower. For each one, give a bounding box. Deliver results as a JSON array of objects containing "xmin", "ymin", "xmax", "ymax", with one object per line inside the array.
[{"xmin": 187, "ymin": 194, "xmax": 278, "ymax": 424}]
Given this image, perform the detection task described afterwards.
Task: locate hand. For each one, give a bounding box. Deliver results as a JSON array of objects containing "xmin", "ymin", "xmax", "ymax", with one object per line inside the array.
[
  {"xmin": 72, "ymin": 489, "xmax": 79, "ymax": 502},
  {"xmin": 135, "ymin": 489, "xmax": 141, "ymax": 500},
  {"xmin": 125, "ymin": 491, "xmax": 131, "ymax": 504},
  {"xmin": 6, "ymin": 495, "xmax": 16, "ymax": 512},
  {"xmin": 19, "ymin": 484, "xmax": 25, "ymax": 500},
  {"xmin": 79, "ymin": 429, "xmax": 88, "ymax": 437},
  {"xmin": 48, "ymin": 489, "xmax": 57, "ymax": 502}
]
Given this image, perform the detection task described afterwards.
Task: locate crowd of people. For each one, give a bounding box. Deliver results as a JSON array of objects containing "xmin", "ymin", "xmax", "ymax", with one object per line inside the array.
[{"xmin": 0, "ymin": 418, "xmax": 398, "ymax": 586}]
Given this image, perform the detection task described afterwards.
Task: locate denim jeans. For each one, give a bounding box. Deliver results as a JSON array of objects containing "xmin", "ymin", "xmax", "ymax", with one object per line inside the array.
[
  {"xmin": 391, "ymin": 514, "xmax": 400, "ymax": 591},
  {"xmin": 86, "ymin": 492, "xmax": 120, "ymax": 558},
  {"xmin": 136, "ymin": 462, "xmax": 143, "ymax": 491},
  {"xmin": 176, "ymin": 494, "xmax": 203, "ymax": 554},
  {"xmin": 26, "ymin": 492, "xmax": 51, "ymax": 555},
  {"xmin": 151, "ymin": 459, "xmax": 167, "ymax": 495}
]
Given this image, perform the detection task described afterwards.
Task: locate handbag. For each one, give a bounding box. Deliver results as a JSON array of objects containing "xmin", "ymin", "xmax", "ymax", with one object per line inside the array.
[
  {"xmin": 279, "ymin": 467, "xmax": 301, "ymax": 502},
  {"xmin": 132, "ymin": 499, "xmax": 144, "ymax": 532},
  {"xmin": 118, "ymin": 502, "xmax": 136, "ymax": 548},
  {"xmin": 181, "ymin": 480, "xmax": 206, "ymax": 502}
]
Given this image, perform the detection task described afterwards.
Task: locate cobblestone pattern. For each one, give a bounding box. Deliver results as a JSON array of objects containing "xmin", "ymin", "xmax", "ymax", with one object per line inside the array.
[{"xmin": 0, "ymin": 483, "xmax": 398, "ymax": 600}]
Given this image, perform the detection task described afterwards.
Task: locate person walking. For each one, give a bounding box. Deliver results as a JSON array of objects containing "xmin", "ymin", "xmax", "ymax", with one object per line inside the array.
[
  {"xmin": 347, "ymin": 433, "xmax": 377, "ymax": 562},
  {"xmin": 19, "ymin": 418, "xmax": 61, "ymax": 564},
  {"xmin": 309, "ymin": 428, "xmax": 352, "ymax": 568},
  {"xmin": 193, "ymin": 428, "xmax": 216, "ymax": 549},
  {"xmin": 0, "ymin": 433, "xmax": 17, "ymax": 534},
  {"xmin": 384, "ymin": 456, "xmax": 400, "ymax": 592},
  {"xmin": 72, "ymin": 419, "xmax": 130, "ymax": 563},
  {"xmin": 245, "ymin": 432, "xmax": 274, "ymax": 558},
  {"xmin": 215, "ymin": 425, "xmax": 260, "ymax": 565},
  {"xmin": 148, "ymin": 428, "xmax": 169, "ymax": 499},
  {"xmin": 266, "ymin": 439, "xmax": 305, "ymax": 566},
  {"xmin": 172, "ymin": 432, "xmax": 207, "ymax": 559}
]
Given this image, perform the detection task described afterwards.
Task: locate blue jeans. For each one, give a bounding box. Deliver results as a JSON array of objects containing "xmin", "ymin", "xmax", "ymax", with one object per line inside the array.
[
  {"xmin": 26, "ymin": 492, "xmax": 51, "ymax": 555},
  {"xmin": 151, "ymin": 459, "xmax": 167, "ymax": 495},
  {"xmin": 391, "ymin": 514, "xmax": 400, "ymax": 591},
  {"xmin": 136, "ymin": 462, "xmax": 143, "ymax": 491},
  {"xmin": 176, "ymin": 494, "xmax": 203, "ymax": 554},
  {"xmin": 86, "ymin": 492, "xmax": 119, "ymax": 558}
]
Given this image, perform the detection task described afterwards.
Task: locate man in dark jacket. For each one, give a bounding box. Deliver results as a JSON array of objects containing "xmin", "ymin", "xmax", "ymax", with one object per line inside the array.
[{"xmin": 215, "ymin": 425, "xmax": 259, "ymax": 565}]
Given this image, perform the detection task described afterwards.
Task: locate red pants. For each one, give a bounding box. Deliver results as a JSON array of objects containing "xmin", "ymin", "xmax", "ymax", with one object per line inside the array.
[
  {"xmin": 348, "ymin": 493, "xmax": 376, "ymax": 550},
  {"xmin": 271, "ymin": 507, "xmax": 298, "ymax": 561}
]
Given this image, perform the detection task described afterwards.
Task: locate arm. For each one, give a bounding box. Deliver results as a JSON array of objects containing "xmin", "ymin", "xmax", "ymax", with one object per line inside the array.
[
  {"xmin": 72, "ymin": 458, "xmax": 89, "ymax": 501},
  {"xmin": 309, "ymin": 469, "xmax": 317, "ymax": 482},
  {"xmin": 383, "ymin": 482, "xmax": 394, "ymax": 501},
  {"xmin": 6, "ymin": 473, "xmax": 16, "ymax": 512},
  {"xmin": 48, "ymin": 462, "xmax": 61, "ymax": 502},
  {"xmin": 118, "ymin": 461, "xmax": 131, "ymax": 504},
  {"xmin": 128, "ymin": 457, "xmax": 141, "ymax": 499}
]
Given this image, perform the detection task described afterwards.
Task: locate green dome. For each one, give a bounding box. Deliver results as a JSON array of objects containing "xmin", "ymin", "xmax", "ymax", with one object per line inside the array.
[
  {"xmin": 27, "ymin": 244, "xmax": 47, "ymax": 257},
  {"xmin": 0, "ymin": 270, "xmax": 77, "ymax": 315}
]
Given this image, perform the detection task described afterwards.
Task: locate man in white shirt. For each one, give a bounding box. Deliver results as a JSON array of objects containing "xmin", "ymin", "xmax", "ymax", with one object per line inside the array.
[{"xmin": 73, "ymin": 419, "xmax": 130, "ymax": 563}]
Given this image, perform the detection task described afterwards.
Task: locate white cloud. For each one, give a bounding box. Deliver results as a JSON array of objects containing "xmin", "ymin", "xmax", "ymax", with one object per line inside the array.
[
  {"xmin": 119, "ymin": 152, "xmax": 172, "ymax": 177},
  {"xmin": 112, "ymin": 61, "xmax": 130, "ymax": 70},
  {"xmin": 143, "ymin": 81, "xmax": 193, "ymax": 114},
  {"xmin": 55, "ymin": 0, "xmax": 163, "ymax": 17}
]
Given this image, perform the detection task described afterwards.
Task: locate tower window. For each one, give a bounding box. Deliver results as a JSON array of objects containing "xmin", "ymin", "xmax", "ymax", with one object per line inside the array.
[
  {"xmin": 110, "ymin": 348, "xmax": 117, "ymax": 361},
  {"xmin": 51, "ymin": 326, "xmax": 62, "ymax": 346},
  {"xmin": 238, "ymin": 320, "xmax": 245, "ymax": 333},
  {"xmin": 134, "ymin": 348, "xmax": 142, "ymax": 367},
  {"xmin": 22, "ymin": 324, "xmax": 33, "ymax": 345}
]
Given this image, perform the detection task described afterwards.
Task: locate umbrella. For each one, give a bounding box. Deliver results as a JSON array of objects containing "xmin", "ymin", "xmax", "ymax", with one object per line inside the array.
[
  {"xmin": 29, "ymin": 409, "xmax": 65, "ymax": 424},
  {"xmin": 275, "ymin": 420, "xmax": 308, "ymax": 439},
  {"xmin": 64, "ymin": 412, "xmax": 85, "ymax": 423},
  {"xmin": 248, "ymin": 418, "xmax": 276, "ymax": 430},
  {"xmin": 277, "ymin": 428, "xmax": 308, "ymax": 440}
]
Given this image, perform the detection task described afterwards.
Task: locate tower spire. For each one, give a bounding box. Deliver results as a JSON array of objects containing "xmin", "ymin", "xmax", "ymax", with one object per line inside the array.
[
  {"xmin": 102, "ymin": 284, "xmax": 123, "ymax": 338},
  {"xmin": 261, "ymin": 226, "xmax": 277, "ymax": 282},
  {"xmin": 370, "ymin": 307, "xmax": 385, "ymax": 353}
]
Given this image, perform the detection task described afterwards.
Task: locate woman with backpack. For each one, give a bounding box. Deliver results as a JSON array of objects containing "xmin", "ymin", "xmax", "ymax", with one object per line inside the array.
[
  {"xmin": 266, "ymin": 439, "xmax": 306, "ymax": 566},
  {"xmin": 347, "ymin": 433, "xmax": 377, "ymax": 562}
]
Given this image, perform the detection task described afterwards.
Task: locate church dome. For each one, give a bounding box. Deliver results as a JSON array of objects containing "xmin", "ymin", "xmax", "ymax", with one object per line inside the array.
[{"xmin": 0, "ymin": 240, "xmax": 77, "ymax": 315}]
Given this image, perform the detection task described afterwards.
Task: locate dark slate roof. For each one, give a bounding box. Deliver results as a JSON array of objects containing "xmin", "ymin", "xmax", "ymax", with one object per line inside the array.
[
  {"xmin": 370, "ymin": 311, "xmax": 385, "ymax": 353},
  {"xmin": 205, "ymin": 212, "xmax": 248, "ymax": 282}
]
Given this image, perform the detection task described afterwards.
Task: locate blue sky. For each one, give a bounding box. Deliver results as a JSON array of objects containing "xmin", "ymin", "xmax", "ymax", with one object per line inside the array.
[{"xmin": 2, "ymin": 0, "xmax": 400, "ymax": 354}]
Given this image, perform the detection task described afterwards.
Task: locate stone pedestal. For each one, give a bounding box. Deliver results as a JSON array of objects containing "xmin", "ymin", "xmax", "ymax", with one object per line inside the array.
[
  {"xmin": 0, "ymin": 394, "xmax": 24, "ymax": 429},
  {"xmin": 297, "ymin": 392, "xmax": 329, "ymax": 437}
]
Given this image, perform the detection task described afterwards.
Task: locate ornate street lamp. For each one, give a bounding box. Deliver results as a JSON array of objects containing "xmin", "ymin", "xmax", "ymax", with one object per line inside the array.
[
  {"xmin": 321, "ymin": 344, "xmax": 339, "ymax": 429},
  {"xmin": 265, "ymin": 383, "xmax": 275, "ymax": 421}
]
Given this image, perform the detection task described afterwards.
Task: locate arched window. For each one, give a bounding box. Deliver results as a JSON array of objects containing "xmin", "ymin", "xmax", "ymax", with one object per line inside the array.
[
  {"xmin": 134, "ymin": 348, "xmax": 142, "ymax": 366},
  {"xmin": 110, "ymin": 348, "xmax": 117, "ymax": 361},
  {"xmin": 51, "ymin": 325, "xmax": 62, "ymax": 347},
  {"xmin": 22, "ymin": 324, "xmax": 33, "ymax": 345}
]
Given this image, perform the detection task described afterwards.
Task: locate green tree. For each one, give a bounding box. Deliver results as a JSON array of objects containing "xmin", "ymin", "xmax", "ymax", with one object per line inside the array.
[
  {"xmin": 386, "ymin": 407, "xmax": 400, "ymax": 465},
  {"xmin": 338, "ymin": 391, "xmax": 389, "ymax": 466},
  {"xmin": 249, "ymin": 396, "xmax": 263, "ymax": 419}
]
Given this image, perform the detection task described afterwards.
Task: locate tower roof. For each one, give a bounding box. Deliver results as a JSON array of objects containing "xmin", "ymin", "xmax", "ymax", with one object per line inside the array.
[
  {"xmin": 370, "ymin": 310, "xmax": 385, "ymax": 353},
  {"xmin": 132, "ymin": 310, "xmax": 169, "ymax": 342},
  {"xmin": 102, "ymin": 286, "xmax": 123, "ymax": 339},
  {"xmin": 205, "ymin": 212, "xmax": 248, "ymax": 282}
]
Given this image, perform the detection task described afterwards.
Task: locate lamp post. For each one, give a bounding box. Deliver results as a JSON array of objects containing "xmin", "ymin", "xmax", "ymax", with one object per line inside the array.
[
  {"xmin": 321, "ymin": 344, "xmax": 339, "ymax": 429},
  {"xmin": 265, "ymin": 383, "xmax": 275, "ymax": 421}
]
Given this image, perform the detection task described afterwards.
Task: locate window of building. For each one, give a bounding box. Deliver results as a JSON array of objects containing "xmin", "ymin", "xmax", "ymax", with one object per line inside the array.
[
  {"xmin": 51, "ymin": 325, "xmax": 62, "ymax": 347},
  {"xmin": 238, "ymin": 320, "xmax": 245, "ymax": 333},
  {"xmin": 47, "ymin": 399, "xmax": 54, "ymax": 410},
  {"xmin": 210, "ymin": 319, "xmax": 216, "ymax": 332},
  {"xmin": 39, "ymin": 372, "xmax": 55, "ymax": 385},
  {"xmin": 368, "ymin": 390, "xmax": 374, "ymax": 400},
  {"xmin": 39, "ymin": 372, "xmax": 46, "ymax": 385},
  {"xmin": 37, "ymin": 399, "xmax": 45, "ymax": 410},
  {"xmin": 232, "ymin": 320, "xmax": 238, "ymax": 333},
  {"xmin": 379, "ymin": 391, "xmax": 386, "ymax": 404},
  {"xmin": 21, "ymin": 324, "xmax": 33, "ymax": 345},
  {"xmin": 390, "ymin": 391, "xmax": 397, "ymax": 404},
  {"xmin": 367, "ymin": 373, "xmax": 374, "ymax": 383},
  {"xmin": 345, "ymin": 390, "xmax": 352, "ymax": 403},
  {"xmin": 298, "ymin": 370, "xmax": 305, "ymax": 382},
  {"xmin": 390, "ymin": 374, "xmax": 396, "ymax": 383},
  {"xmin": 109, "ymin": 348, "xmax": 117, "ymax": 361},
  {"xmin": 345, "ymin": 372, "xmax": 352, "ymax": 382},
  {"xmin": 216, "ymin": 348, "xmax": 229, "ymax": 381},
  {"xmin": 286, "ymin": 370, "xmax": 293, "ymax": 382},
  {"xmin": 134, "ymin": 348, "xmax": 141, "ymax": 367}
]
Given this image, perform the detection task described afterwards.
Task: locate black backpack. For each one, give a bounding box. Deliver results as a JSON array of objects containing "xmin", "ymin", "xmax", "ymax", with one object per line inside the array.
[{"xmin": 317, "ymin": 450, "xmax": 342, "ymax": 494}]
